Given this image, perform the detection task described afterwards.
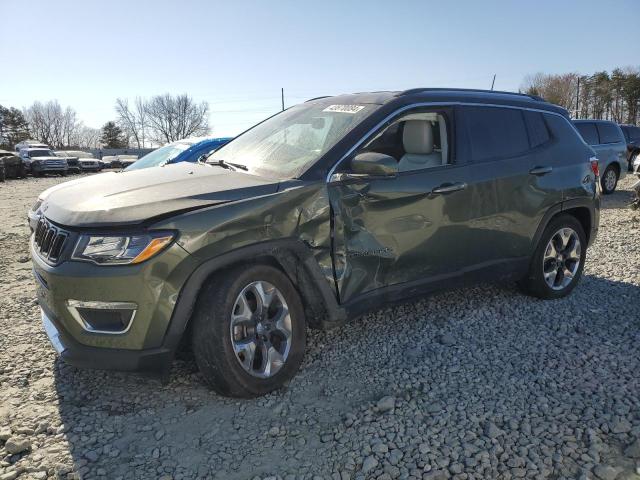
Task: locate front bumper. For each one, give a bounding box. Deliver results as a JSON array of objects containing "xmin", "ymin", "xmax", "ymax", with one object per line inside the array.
[
  {"xmin": 41, "ymin": 304, "xmax": 172, "ymax": 372},
  {"xmin": 31, "ymin": 234, "xmax": 197, "ymax": 373},
  {"xmin": 33, "ymin": 165, "xmax": 67, "ymax": 173}
]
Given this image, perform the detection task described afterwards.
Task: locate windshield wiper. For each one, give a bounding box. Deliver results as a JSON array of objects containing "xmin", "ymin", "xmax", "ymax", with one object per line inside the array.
[{"xmin": 205, "ymin": 158, "xmax": 248, "ymax": 171}]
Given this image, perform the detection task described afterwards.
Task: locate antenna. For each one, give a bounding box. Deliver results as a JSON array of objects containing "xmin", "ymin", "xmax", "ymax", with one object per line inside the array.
[{"xmin": 491, "ymin": 74, "xmax": 496, "ymax": 91}]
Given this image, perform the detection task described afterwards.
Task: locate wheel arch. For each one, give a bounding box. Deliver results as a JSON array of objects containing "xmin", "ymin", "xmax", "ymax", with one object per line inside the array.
[
  {"xmin": 531, "ymin": 200, "xmax": 596, "ymax": 256},
  {"xmin": 163, "ymin": 239, "xmax": 346, "ymax": 355}
]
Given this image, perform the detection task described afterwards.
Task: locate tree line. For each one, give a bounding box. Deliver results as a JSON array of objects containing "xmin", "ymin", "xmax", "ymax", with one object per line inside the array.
[
  {"xmin": 0, "ymin": 93, "xmax": 210, "ymax": 150},
  {"xmin": 521, "ymin": 67, "xmax": 640, "ymax": 125}
]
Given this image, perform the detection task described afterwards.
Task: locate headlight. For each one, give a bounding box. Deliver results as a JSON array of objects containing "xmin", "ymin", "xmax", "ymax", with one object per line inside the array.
[
  {"xmin": 72, "ymin": 232, "xmax": 174, "ymax": 265},
  {"xmin": 31, "ymin": 198, "xmax": 43, "ymax": 213}
]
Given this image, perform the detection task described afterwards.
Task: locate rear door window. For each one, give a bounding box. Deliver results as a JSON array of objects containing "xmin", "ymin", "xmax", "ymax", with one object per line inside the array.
[
  {"xmin": 575, "ymin": 123, "xmax": 599, "ymax": 145},
  {"xmin": 631, "ymin": 127, "xmax": 640, "ymax": 142},
  {"xmin": 465, "ymin": 106, "xmax": 529, "ymax": 162},
  {"xmin": 596, "ymin": 123, "xmax": 623, "ymax": 144}
]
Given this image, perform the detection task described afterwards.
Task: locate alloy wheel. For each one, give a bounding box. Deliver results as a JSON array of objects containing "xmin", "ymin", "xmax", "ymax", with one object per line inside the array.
[
  {"xmin": 542, "ymin": 227, "xmax": 582, "ymax": 290},
  {"xmin": 604, "ymin": 168, "xmax": 617, "ymax": 192},
  {"xmin": 229, "ymin": 280, "xmax": 292, "ymax": 378}
]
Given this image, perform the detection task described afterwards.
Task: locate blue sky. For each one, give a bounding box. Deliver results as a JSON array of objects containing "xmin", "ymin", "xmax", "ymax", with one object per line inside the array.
[{"xmin": 1, "ymin": 0, "xmax": 638, "ymax": 136}]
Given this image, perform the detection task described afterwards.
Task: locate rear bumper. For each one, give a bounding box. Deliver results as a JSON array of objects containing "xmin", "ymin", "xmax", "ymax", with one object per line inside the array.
[{"xmin": 40, "ymin": 302, "xmax": 173, "ymax": 373}]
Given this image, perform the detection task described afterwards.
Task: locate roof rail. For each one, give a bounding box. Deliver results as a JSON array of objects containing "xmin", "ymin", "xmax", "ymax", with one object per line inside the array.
[
  {"xmin": 397, "ymin": 88, "xmax": 545, "ymax": 102},
  {"xmin": 305, "ymin": 96, "xmax": 332, "ymax": 102}
]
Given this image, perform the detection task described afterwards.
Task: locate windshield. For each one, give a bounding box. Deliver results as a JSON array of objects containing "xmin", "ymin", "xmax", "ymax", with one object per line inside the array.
[
  {"xmin": 125, "ymin": 143, "xmax": 191, "ymax": 170},
  {"xmin": 30, "ymin": 150, "xmax": 54, "ymax": 157},
  {"xmin": 208, "ymin": 102, "xmax": 376, "ymax": 178}
]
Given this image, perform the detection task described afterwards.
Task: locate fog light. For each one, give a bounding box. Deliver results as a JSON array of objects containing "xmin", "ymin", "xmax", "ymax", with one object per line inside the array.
[{"xmin": 66, "ymin": 300, "xmax": 137, "ymax": 334}]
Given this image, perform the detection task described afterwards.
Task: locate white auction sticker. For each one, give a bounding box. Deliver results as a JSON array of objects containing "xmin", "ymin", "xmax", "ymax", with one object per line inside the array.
[{"xmin": 323, "ymin": 105, "xmax": 365, "ymax": 114}]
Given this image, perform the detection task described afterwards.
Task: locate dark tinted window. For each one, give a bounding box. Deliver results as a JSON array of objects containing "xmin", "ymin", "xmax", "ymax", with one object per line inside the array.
[
  {"xmin": 465, "ymin": 107, "xmax": 529, "ymax": 161},
  {"xmin": 596, "ymin": 123, "xmax": 623, "ymax": 144},
  {"xmin": 630, "ymin": 127, "xmax": 640, "ymax": 142},
  {"xmin": 575, "ymin": 122, "xmax": 599, "ymax": 145},
  {"xmin": 523, "ymin": 111, "xmax": 550, "ymax": 148},
  {"xmin": 621, "ymin": 126, "xmax": 631, "ymax": 141}
]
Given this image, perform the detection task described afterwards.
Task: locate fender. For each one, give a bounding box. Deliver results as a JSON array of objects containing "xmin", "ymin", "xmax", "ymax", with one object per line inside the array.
[
  {"xmin": 161, "ymin": 238, "xmax": 346, "ymax": 355},
  {"xmin": 530, "ymin": 197, "xmax": 598, "ymax": 261}
]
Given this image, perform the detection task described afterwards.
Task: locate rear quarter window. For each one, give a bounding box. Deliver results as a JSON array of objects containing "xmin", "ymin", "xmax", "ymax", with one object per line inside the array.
[
  {"xmin": 574, "ymin": 122, "xmax": 599, "ymax": 145},
  {"xmin": 464, "ymin": 106, "xmax": 529, "ymax": 162},
  {"xmin": 523, "ymin": 111, "xmax": 550, "ymax": 148},
  {"xmin": 596, "ymin": 123, "xmax": 624, "ymax": 144}
]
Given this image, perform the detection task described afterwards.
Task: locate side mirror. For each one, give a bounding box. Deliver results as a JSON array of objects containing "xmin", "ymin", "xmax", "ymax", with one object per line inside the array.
[{"xmin": 350, "ymin": 152, "xmax": 398, "ymax": 176}]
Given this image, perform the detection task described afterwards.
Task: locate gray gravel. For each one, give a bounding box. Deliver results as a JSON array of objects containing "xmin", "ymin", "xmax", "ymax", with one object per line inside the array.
[{"xmin": 1, "ymin": 174, "xmax": 639, "ymax": 480}]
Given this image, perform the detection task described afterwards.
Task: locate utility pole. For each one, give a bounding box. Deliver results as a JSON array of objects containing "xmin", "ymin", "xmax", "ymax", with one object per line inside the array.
[
  {"xmin": 575, "ymin": 77, "xmax": 580, "ymax": 118},
  {"xmin": 491, "ymin": 74, "xmax": 496, "ymax": 91},
  {"xmin": 281, "ymin": 88, "xmax": 285, "ymax": 111}
]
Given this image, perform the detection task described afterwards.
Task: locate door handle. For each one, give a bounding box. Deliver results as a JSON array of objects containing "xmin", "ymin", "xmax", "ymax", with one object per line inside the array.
[
  {"xmin": 431, "ymin": 182, "xmax": 467, "ymax": 194},
  {"xmin": 529, "ymin": 166, "xmax": 553, "ymax": 176}
]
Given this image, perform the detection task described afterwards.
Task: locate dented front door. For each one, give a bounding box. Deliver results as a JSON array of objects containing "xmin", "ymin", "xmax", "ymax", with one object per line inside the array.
[{"xmin": 328, "ymin": 165, "xmax": 481, "ymax": 303}]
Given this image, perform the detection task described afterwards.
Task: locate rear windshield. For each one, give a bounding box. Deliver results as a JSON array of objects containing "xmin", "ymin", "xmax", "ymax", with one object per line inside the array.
[
  {"xmin": 596, "ymin": 123, "xmax": 623, "ymax": 144},
  {"xmin": 574, "ymin": 123, "xmax": 599, "ymax": 145}
]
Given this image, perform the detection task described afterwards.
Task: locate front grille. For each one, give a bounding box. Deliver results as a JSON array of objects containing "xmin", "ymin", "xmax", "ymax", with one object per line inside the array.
[
  {"xmin": 44, "ymin": 160, "xmax": 64, "ymax": 167},
  {"xmin": 34, "ymin": 218, "xmax": 68, "ymax": 262}
]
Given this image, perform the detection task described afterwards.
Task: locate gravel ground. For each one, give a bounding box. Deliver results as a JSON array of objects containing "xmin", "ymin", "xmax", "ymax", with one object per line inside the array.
[{"xmin": 1, "ymin": 174, "xmax": 639, "ymax": 480}]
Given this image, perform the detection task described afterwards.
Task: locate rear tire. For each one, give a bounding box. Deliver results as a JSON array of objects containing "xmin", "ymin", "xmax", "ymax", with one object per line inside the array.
[
  {"xmin": 601, "ymin": 165, "xmax": 618, "ymax": 194},
  {"xmin": 519, "ymin": 215, "xmax": 586, "ymax": 299},
  {"xmin": 191, "ymin": 264, "xmax": 306, "ymax": 398}
]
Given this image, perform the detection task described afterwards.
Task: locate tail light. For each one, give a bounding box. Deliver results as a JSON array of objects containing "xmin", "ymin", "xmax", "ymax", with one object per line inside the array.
[{"xmin": 590, "ymin": 157, "xmax": 599, "ymax": 177}]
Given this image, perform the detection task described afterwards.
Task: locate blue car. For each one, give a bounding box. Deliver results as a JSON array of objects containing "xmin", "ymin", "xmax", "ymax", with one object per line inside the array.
[{"xmin": 125, "ymin": 136, "xmax": 233, "ymax": 171}]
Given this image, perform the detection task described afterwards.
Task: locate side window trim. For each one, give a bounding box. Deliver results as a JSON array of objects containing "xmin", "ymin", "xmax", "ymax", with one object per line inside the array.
[{"xmin": 325, "ymin": 102, "xmax": 577, "ymax": 183}]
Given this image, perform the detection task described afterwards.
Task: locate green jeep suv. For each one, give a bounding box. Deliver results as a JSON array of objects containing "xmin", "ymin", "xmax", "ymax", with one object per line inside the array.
[{"xmin": 32, "ymin": 89, "xmax": 600, "ymax": 397}]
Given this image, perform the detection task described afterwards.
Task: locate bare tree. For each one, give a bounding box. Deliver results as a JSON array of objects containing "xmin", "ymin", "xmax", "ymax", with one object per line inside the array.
[
  {"xmin": 61, "ymin": 107, "xmax": 81, "ymax": 147},
  {"xmin": 75, "ymin": 126, "xmax": 101, "ymax": 149},
  {"xmin": 143, "ymin": 93, "xmax": 209, "ymax": 143},
  {"xmin": 115, "ymin": 97, "xmax": 148, "ymax": 148},
  {"xmin": 521, "ymin": 72, "xmax": 578, "ymax": 113},
  {"xmin": 23, "ymin": 100, "xmax": 82, "ymax": 147}
]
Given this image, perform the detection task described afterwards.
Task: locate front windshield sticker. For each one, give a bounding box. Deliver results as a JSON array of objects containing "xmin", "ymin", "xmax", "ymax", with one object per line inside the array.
[{"xmin": 322, "ymin": 104, "xmax": 365, "ymax": 114}]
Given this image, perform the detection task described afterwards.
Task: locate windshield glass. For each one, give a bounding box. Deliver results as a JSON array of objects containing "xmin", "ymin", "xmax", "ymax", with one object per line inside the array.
[
  {"xmin": 30, "ymin": 150, "xmax": 54, "ymax": 157},
  {"xmin": 125, "ymin": 143, "xmax": 191, "ymax": 170},
  {"xmin": 209, "ymin": 102, "xmax": 376, "ymax": 178}
]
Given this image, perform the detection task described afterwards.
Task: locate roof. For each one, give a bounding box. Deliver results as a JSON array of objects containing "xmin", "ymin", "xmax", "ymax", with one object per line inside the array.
[
  {"xmin": 573, "ymin": 119, "xmax": 620, "ymax": 125},
  {"xmin": 306, "ymin": 88, "xmax": 568, "ymax": 116}
]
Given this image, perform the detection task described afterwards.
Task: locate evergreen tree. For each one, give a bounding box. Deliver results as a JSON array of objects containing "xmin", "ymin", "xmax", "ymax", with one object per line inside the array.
[
  {"xmin": 100, "ymin": 121, "xmax": 127, "ymax": 148},
  {"xmin": 0, "ymin": 105, "xmax": 30, "ymax": 149}
]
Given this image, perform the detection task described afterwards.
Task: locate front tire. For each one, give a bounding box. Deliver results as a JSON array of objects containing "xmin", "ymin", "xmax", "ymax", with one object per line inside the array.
[
  {"xmin": 601, "ymin": 165, "xmax": 618, "ymax": 194},
  {"xmin": 520, "ymin": 215, "xmax": 587, "ymax": 299},
  {"xmin": 192, "ymin": 264, "xmax": 306, "ymax": 398}
]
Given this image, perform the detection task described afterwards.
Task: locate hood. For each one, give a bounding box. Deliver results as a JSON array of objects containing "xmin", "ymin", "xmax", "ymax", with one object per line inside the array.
[
  {"xmin": 31, "ymin": 156, "xmax": 63, "ymax": 161},
  {"xmin": 42, "ymin": 162, "xmax": 280, "ymax": 228}
]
